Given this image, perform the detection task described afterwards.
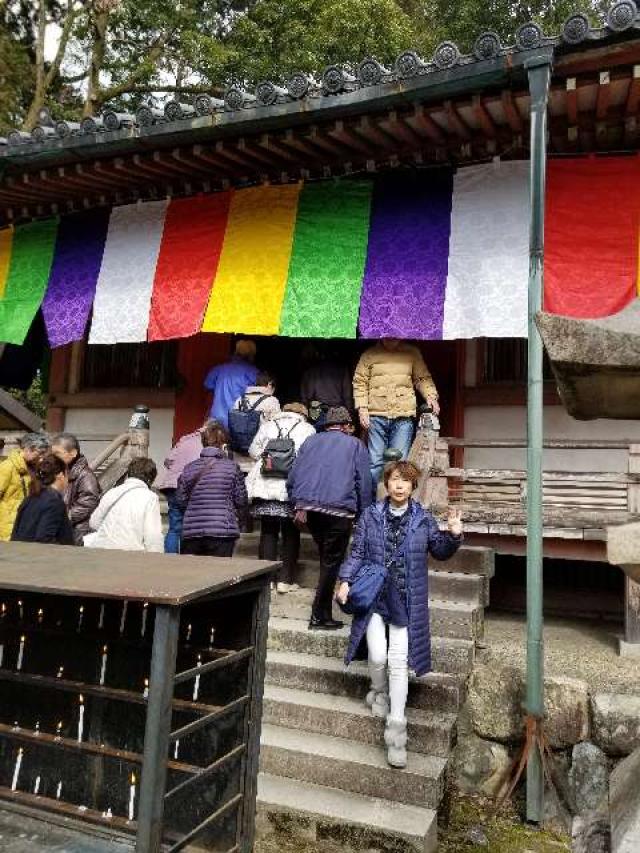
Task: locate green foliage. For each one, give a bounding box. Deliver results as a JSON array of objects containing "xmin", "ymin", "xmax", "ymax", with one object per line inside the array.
[
  {"xmin": 6, "ymin": 373, "xmax": 47, "ymax": 421},
  {"xmin": 0, "ymin": 25, "xmax": 34, "ymax": 132}
]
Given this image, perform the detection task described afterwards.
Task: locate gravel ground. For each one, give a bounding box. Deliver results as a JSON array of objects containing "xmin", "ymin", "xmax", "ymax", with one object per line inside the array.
[{"xmin": 482, "ymin": 611, "xmax": 640, "ymax": 694}]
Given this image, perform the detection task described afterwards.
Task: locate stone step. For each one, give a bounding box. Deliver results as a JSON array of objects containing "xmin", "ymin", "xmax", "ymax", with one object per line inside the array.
[
  {"xmin": 263, "ymin": 683, "xmax": 456, "ymax": 757},
  {"xmin": 265, "ymin": 650, "xmax": 464, "ymax": 713},
  {"xmin": 257, "ymin": 773, "xmax": 438, "ymax": 853},
  {"xmin": 260, "ymin": 723, "xmax": 447, "ymax": 809},
  {"xmin": 270, "ymin": 589, "xmax": 484, "ymax": 641},
  {"xmin": 267, "ymin": 616, "xmax": 475, "ymax": 675}
]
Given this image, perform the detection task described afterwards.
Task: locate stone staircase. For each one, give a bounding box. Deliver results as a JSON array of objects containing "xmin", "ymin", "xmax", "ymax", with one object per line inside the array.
[{"xmin": 235, "ymin": 531, "xmax": 494, "ymax": 853}]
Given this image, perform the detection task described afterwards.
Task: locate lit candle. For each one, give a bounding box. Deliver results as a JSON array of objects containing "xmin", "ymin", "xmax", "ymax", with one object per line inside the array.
[
  {"xmin": 77, "ymin": 695, "xmax": 85, "ymax": 742},
  {"xmin": 99, "ymin": 645, "xmax": 107, "ymax": 686},
  {"xmin": 128, "ymin": 773, "xmax": 136, "ymax": 821},
  {"xmin": 209, "ymin": 627, "xmax": 215, "ymax": 649},
  {"xmin": 105, "ymin": 807, "xmax": 112, "ymax": 819},
  {"xmin": 33, "ymin": 775, "xmax": 40, "ymax": 795},
  {"xmin": 56, "ymin": 781, "xmax": 62, "ymax": 799},
  {"xmin": 193, "ymin": 654, "xmax": 202, "ymax": 701},
  {"xmin": 119, "ymin": 601, "xmax": 128, "ymax": 634},
  {"xmin": 77, "ymin": 606, "xmax": 84, "ymax": 631},
  {"xmin": 16, "ymin": 635, "xmax": 25, "ymax": 671},
  {"xmin": 18, "ymin": 600, "xmax": 23, "ymax": 620},
  {"xmin": 34, "ymin": 721, "xmax": 40, "ymax": 735},
  {"xmin": 11, "ymin": 748, "xmax": 23, "ymax": 791},
  {"xmin": 98, "ymin": 603, "xmax": 105, "ymax": 630},
  {"xmin": 37, "ymin": 608, "xmax": 44, "ymax": 625},
  {"xmin": 55, "ymin": 721, "xmax": 63, "ymax": 740},
  {"xmin": 1, "ymin": 602, "xmax": 6, "ymax": 618},
  {"xmin": 141, "ymin": 602, "xmax": 148, "ymax": 637},
  {"xmin": 186, "ymin": 623, "xmax": 192, "ymax": 642},
  {"xmin": 143, "ymin": 678, "xmax": 149, "ymax": 699},
  {"xmin": 173, "ymin": 740, "xmax": 180, "ymax": 759},
  {"xmin": 57, "ymin": 666, "xmax": 64, "ymax": 679},
  {"xmin": 12, "ymin": 721, "xmax": 19, "ymax": 730}
]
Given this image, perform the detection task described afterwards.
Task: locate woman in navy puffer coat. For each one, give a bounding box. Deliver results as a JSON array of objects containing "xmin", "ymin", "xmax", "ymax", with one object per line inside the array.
[
  {"xmin": 337, "ymin": 461, "xmax": 462, "ymax": 768},
  {"xmin": 176, "ymin": 423, "xmax": 248, "ymax": 557}
]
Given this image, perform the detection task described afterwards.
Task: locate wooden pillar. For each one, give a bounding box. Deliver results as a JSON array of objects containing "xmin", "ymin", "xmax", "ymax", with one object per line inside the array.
[
  {"xmin": 622, "ymin": 444, "xmax": 640, "ymax": 653},
  {"xmin": 46, "ymin": 344, "xmax": 73, "ymax": 433}
]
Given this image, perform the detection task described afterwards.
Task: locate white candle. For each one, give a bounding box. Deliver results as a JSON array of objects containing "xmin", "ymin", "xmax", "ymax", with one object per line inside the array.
[
  {"xmin": 33, "ymin": 775, "xmax": 40, "ymax": 795},
  {"xmin": 143, "ymin": 678, "xmax": 149, "ymax": 699},
  {"xmin": 18, "ymin": 600, "xmax": 23, "ymax": 620},
  {"xmin": 57, "ymin": 666, "xmax": 64, "ymax": 679},
  {"xmin": 55, "ymin": 721, "xmax": 62, "ymax": 740},
  {"xmin": 1, "ymin": 602, "xmax": 6, "ymax": 618},
  {"xmin": 119, "ymin": 601, "xmax": 128, "ymax": 634},
  {"xmin": 77, "ymin": 696, "xmax": 85, "ymax": 742},
  {"xmin": 56, "ymin": 781, "xmax": 62, "ymax": 799},
  {"xmin": 99, "ymin": 646, "xmax": 107, "ymax": 686},
  {"xmin": 209, "ymin": 627, "xmax": 215, "ymax": 649},
  {"xmin": 128, "ymin": 774, "xmax": 136, "ymax": 821},
  {"xmin": 141, "ymin": 602, "xmax": 148, "ymax": 637},
  {"xmin": 11, "ymin": 748, "xmax": 22, "ymax": 791},
  {"xmin": 16, "ymin": 635, "xmax": 25, "ymax": 671},
  {"xmin": 98, "ymin": 603, "xmax": 105, "ymax": 630},
  {"xmin": 77, "ymin": 606, "xmax": 84, "ymax": 631},
  {"xmin": 193, "ymin": 654, "xmax": 202, "ymax": 701},
  {"xmin": 0, "ymin": 643, "xmax": 4, "ymax": 668},
  {"xmin": 105, "ymin": 807, "xmax": 112, "ymax": 819},
  {"xmin": 37, "ymin": 608, "xmax": 43, "ymax": 624},
  {"xmin": 34, "ymin": 721, "xmax": 40, "ymax": 735},
  {"xmin": 173, "ymin": 740, "xmax": 179, "ymax": 759},
  {"xmin": 186, "ymin": 623, "xmax": 192, "ymax": 642}
]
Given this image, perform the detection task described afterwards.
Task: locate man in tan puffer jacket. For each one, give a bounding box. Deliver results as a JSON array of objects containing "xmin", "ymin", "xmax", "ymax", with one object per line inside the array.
[{"xmin": 353, "ymin": 339, "xmax": 439, "ymax": 494}]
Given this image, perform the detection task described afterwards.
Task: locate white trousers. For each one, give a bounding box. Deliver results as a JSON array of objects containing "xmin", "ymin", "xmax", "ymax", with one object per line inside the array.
[{"xmin": 366, "ymin": 612, "xmax": 409, "ymax": 722}]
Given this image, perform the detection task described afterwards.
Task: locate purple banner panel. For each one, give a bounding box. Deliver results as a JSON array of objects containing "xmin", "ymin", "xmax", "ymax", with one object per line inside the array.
[
  {"xmin": 42, "ymin": 209, "xmax": 111, "ymax": 348},
  {"xmin": 358, "ymin": 170, "xmax": 454, "ymax": 340}
]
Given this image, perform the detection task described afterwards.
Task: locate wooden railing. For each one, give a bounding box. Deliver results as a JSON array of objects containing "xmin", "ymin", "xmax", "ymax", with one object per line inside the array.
[{"xmin": 410, "ymin": 432, "xmax": 640, "ymax": 533}]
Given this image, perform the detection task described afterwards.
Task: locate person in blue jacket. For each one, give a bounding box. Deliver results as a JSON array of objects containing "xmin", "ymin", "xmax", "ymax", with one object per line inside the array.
[
  {"xmin": 336, "ymin": 460, "xmax": 463, "ymax": 769},
  {"xmin": 287, "ymin": 406, "xmax": 372, "ymax": 631},
  {"xmin": 204, "ymin": 339, "xmax": 258, "ymax": 430}
]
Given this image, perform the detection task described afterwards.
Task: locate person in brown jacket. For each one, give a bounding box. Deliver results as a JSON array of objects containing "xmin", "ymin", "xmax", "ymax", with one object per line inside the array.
[
  {"xmin": 52, "ymin": 433, "xmax": 101, "ymax": 545},
  {"xmin": 353, "ymin": 339, "xmax": 439, "ymax": 494}
]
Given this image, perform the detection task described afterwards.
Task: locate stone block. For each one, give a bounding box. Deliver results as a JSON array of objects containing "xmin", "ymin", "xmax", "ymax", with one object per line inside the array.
[
  {"xmin": 610, "ymin": 746, "xmax": 640, "ymax": 852},
  {"xmin": 592, "ymin": 693, "xmax": 640, "ymax": 757},
  {"xmin": 570, "ymin": 742, "xmax": 610, "ymax": 816},
  {"xmin": 467, "ymin": 663, "xmax": 589, "ymax": 748},
  {"xmin": 572, "ymin": 813, "xmax": 611, "ymax": 853},
  {"xmin": 452, "ymin": 731, "xmax": 511, "ymax": 798}
]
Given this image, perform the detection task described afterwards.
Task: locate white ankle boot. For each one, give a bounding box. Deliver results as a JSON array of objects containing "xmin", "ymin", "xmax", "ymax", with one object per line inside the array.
[
  {"xmin": 384, "ymin": 716, "xmax": 408, "ymax": 768},
  {"xmin": 364, "ymin": 689, "xmax": 390, "ymax": 718}
]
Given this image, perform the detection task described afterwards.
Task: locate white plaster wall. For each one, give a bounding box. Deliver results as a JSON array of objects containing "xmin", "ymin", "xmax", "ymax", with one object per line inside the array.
[
  {"xmin": 464, "ymin": 405, "xmax": 640, "ymax": 472},
  {"xmin": 63, "ymin": 408, "xmax": 175, "ymax": 469}
]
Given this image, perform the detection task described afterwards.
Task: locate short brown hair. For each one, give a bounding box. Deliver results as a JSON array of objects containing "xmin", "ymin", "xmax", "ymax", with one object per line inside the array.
[
  {"xmin": 201, "ymin": 422, "xmax": 229, "ymax": 449},
  {"xmin": 128, "ymin": 457, "xmax": 158, "ymax": 487},
  {"xmin": 31, "ymin": 453, "xmax": 67, "ymax": 496},
  {"xmin": 383, "ymin": 460, "xmax": 421, "ymax": 489}
]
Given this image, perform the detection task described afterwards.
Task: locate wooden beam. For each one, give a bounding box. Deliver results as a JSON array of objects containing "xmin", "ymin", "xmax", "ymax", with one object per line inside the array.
[
  {"xmin": 596, "ymin": 70, "xmax": 611, "ymax": 120},
  {"xmin": 214, "ymin": 140, "xmax": 265, "ymax": 171},
  {"xmin": 327, "ymin": 120, "xmax": 376, "ymax": 156},
  {"xmin": 444, "ymin": 100, "xmax": 471, "ymax": 140},
  {"xmin": 378, "ymin": 110, "xmax": 423, "ymax": 147},
  {"xmin": 566, "ymin": 77, "xmax": 578, "ymax": 125},
  {"xmin": 308, "ymin": 125, "xmax": 351, "ymax": 157},
  {"xmin": 191, "ymin": 144, "xmax": 238, "ymax": 176},
  {"xmin": 406, "ymin": 104, "xmax": 446, "ymax": 144},
  {"xmin": 501, "ymin": 90, "xmax": 523, "ymax": 132},
  {"xmin": 258, "ymin": 134, "xmax": 299, "ymax": 163},
  {"xmin": 626, "ymin": 65, "xmax": 640, "ymax": 115},
  {"xmin": 472, "ymin": 94, "xmax": 497, "ymax": 138},
  {"xmin": 356, "ymin": 116, "xmax": 397, "ymax": 151}
]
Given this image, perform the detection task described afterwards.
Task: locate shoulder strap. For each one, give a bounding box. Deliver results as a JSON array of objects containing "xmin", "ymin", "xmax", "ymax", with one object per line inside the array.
[
  {"xmin": 247, "ymin": 394, "xmax": 268, "ymax": 412},
  {"xmin": 284, "ymin": 421, "xmax": 300, "ymax": 439}
]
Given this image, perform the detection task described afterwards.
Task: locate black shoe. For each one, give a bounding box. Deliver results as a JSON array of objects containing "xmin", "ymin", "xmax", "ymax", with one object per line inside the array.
[{"xmin": 308, "ymin": 616, "xmax": 344, "ymax": 631}]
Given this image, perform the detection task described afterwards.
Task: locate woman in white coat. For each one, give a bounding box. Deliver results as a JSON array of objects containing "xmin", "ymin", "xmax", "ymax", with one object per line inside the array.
[
  {"xmin": 247, "ymin": 403, "xmax": 315, "ymax": 592},
  {"xmin": 84, "ymin": 458, "xmax": 164, "ymax": 552}
]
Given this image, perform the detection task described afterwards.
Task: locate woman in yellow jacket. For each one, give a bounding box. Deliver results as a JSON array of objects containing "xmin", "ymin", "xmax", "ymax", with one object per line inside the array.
[{"xmin": 0, "ymin": 434, "xmax": 50, "ymax": 541}]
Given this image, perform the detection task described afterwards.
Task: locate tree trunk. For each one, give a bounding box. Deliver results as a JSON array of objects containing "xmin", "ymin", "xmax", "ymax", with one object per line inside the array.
[
  {"xmin": 84, "ymin": 10, "xmax": 110, "ymax": 117},
  {"xmin": 22, "ymin": 0, "xmax": 47, "ymax": 130}
]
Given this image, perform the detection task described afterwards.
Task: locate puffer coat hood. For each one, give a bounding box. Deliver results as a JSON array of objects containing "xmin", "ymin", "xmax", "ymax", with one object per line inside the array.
[
  {"xmin": 339, "ymin": 499, "xmax": 462, "ymax": 677},
  {"xmin": 176, "ymin": 447, "xmax": 248, "ymax": 540}
]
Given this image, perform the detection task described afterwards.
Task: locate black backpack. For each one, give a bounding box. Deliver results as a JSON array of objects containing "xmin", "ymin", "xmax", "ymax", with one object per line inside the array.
[
  {"xmin": 261, "ymin": 421, "xmax": 299, "ymax": 478},
  {"xmin": 228, "ymin": 394, "xmax": 267, "ymax": 453}
]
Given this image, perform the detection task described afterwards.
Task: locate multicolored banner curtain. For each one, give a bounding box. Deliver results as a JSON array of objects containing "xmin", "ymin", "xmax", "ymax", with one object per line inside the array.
[
  {"xmin": 0, "ymin": 220, "xmax": 58, "ymax": 346},
  {"xmin": 3, "ymin": 158, "xmax": 640, "ymax": 349}
]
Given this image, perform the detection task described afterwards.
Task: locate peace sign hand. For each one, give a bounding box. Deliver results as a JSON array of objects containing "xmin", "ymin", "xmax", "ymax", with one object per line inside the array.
[{"xmin": 448, "ymin": 506, "xmax": 463, "ymax": 537}]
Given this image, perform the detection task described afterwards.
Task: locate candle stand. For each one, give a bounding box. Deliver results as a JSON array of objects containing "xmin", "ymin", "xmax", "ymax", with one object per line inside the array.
[{"xmin": 0, "ymin": 543, "xmax": 274, "ymax": 853}]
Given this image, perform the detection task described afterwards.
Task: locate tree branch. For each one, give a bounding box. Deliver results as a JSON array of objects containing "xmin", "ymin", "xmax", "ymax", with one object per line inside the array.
[
  {"xmin": 44, "ymin": 0, "xmax": 81, "ymax": 90},
  {"xmin": 97, "ymin": 35, "xmax": 169, "ymax": 103}
]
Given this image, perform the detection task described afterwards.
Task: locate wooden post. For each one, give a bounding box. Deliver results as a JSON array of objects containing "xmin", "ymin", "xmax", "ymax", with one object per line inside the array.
[{"xmin": 622, "ymin": 444, "xmax": 640, "ymax": 655}]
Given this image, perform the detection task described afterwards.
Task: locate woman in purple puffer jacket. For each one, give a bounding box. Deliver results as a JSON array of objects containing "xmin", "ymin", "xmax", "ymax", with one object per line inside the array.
[{"xmin": 176, "ymin": 423, "xmax": 248, "ymax": 557}]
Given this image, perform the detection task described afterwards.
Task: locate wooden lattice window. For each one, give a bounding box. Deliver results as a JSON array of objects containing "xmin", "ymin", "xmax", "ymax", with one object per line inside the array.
[
  {"xmin": 82, "ymin": 342, "xmax": 178, "ymax": 389},
  {"xmin": 483, "ymin": 338, "xmax": 553, "ymax": 384}
]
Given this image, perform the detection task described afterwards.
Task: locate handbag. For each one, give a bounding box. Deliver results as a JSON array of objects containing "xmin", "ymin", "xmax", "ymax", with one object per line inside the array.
[{"xmin": 338, "ymin": 541, "xmax": 406, "ymax": 617}]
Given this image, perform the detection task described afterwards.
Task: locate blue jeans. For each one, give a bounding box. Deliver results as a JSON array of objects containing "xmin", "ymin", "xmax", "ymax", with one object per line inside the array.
[
  {"xmin": 368, "ymin": 416, "xmax": 415, "ymax": 495},
  {"xmin": 164, "ymin": 489, "xmax": 183, "ymax": 554}
]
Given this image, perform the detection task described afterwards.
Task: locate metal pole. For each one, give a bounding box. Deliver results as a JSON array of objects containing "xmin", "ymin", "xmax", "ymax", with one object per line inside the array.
[
  {"xmin": 525, "ymin": 55, "xmax": 552, "ymax": 825},
  {"xmin": 137, "ymin": 605, "xmax": 180, "ymax": 852}
]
